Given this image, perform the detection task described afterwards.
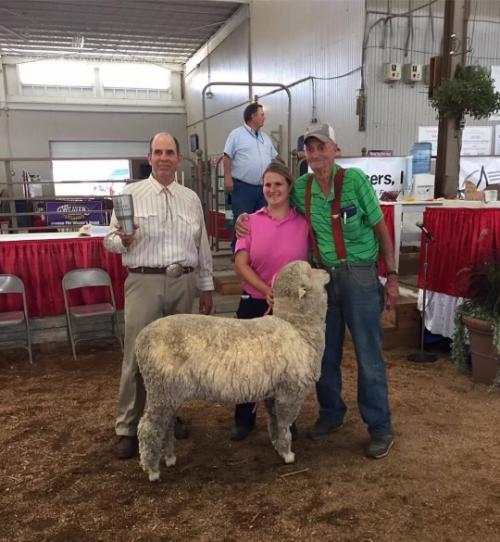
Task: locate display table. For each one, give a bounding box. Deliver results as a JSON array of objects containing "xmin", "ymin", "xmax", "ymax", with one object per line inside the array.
[
  {"xmin": 0, "ymin": 203, "xmax": 414, "ymax": 319},
  {"xmin": 0, "ymin": 234, "xmax": 127, "ymax": 317},
  {"xmin": 417, "ymin": 203, "xmax": 500, "ymax": 338}
]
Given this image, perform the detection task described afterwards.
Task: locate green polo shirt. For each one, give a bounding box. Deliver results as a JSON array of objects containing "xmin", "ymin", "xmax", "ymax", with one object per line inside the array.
[{"xmin": 290, "ymin": 164, "xmax": 382, "ymax": 267}]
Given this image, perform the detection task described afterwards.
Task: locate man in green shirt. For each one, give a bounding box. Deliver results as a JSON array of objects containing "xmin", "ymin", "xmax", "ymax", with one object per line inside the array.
[{"xmin": 296, "ymin": 123, "xmax": 399, "ymax": 459}]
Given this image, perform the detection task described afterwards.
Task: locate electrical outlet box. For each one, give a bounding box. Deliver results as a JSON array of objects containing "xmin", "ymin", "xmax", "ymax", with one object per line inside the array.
[
  {"xmin": 403, "ymin": 63, "xmax": 423, "ymax": 83},
  {"xmin": 384, "ymin": 63, "xmax": 401, "ymax": 82}
]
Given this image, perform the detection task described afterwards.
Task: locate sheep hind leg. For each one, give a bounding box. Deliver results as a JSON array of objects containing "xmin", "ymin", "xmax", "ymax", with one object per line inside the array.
[
  {"xmin": 163, "ymin": 408, "xmax": 178, "ymax": 468},
  {"xmin": 264, "ymin": 398, "xmax": 278, "ymax": 446},
  {"xmin": 138, "ymin": 401, "xmax": 170, "ymax": 482},
  {"xmin": 273, "ymin": 398, "xmax": 302, "ymax": 464}
]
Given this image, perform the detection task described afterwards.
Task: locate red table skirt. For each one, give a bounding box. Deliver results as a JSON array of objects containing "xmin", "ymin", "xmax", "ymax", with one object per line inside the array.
[
  {"xmin": 418, "ymin": 207, "xmax": 500, "ymax": 297},
  {"xmin": 0, "ymin": 237, "xmax": 127, "ymax": 317}
]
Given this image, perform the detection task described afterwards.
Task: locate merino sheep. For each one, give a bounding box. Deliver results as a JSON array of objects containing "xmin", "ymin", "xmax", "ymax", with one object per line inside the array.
[{"xmin": 136, "ymin": 260, "xmax": 329, "ymax": 482}]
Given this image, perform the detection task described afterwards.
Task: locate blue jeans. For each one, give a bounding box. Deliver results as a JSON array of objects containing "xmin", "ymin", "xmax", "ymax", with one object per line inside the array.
[
  {"xmin": 231, "ymin": 179, "xmax": 266, "ymax": 251},
  {"xmin": 316, "ymin": 262, "xmax": 392, "ymax": 435}
]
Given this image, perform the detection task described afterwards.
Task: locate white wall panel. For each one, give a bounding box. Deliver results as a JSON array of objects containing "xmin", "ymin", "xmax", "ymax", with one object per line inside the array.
[
  {"xmin": 1, "ymin": 110, "xmax": 187, "ymax": 195},
  {"xmin": 50, "ymin": 141, "xmax": 149, "ymax": 159},
  {"xmin": 185, "ymin": 19, "xmax": 250, "ymax": 157},
  {"xmin": 250, "ymin": 0, "xmax": 364, "ymax": 158}
]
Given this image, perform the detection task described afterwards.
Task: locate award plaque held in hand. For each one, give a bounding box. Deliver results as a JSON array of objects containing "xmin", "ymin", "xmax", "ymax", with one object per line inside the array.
[{"xmin": 112, "ymin": 194, "xmax": 135, "ymax": 235}]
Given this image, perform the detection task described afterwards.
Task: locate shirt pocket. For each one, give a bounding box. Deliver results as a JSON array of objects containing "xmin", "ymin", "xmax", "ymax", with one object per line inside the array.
[
  {"xmin": 177, "ymin": 212, "xmax": 201, "ymax": 245},
  {"xmin": 340, "ymin": 205, "xmax": 362, "ymax": 242},
  {"xmin": 134, "ymin": 212, "xmax": 161, "ymax": 242}
]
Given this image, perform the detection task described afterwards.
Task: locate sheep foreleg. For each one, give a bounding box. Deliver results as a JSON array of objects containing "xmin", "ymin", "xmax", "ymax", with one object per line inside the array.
[
  {"xmin": 273, "ymin": 397, "xmax": 302, "ymax": 464},
  {"xmin": 138, "ymin": 402, "xmax": 169, "ymax": 482}
]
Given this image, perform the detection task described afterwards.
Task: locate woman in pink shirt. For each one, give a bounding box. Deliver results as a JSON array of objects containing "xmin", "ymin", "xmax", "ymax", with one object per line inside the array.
[{"xmin": 231, "ymin": 160, "xmax": 310, "ymax": 441}]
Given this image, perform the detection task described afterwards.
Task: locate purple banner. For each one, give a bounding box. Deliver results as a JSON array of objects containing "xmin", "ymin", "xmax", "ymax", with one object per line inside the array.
[{"xmin": 46, "ymin": 199, "xmax": 104, "ymax": 226}]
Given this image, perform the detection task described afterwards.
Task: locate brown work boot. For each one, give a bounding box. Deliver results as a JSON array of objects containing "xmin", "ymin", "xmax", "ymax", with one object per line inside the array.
[
  {"xmin": 174, "ymin": 416, "xmax": 190, "ymax": 440},
  {"xmin": 116, "ymin": 435, "xmax": 138, "ymax": 460}
]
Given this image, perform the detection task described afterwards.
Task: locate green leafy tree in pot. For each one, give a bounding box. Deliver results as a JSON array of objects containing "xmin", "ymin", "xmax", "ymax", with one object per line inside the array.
[{"xmin": 452, "ymin": 258, "xmax": 500, "ymax": 388}]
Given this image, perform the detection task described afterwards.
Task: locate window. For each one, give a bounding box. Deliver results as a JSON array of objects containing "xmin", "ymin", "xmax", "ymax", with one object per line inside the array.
[
  {"xmin": 18, "ymin": 60, "xmax": 94, "ymax": 87},
  {"xmin": 100, "ymin": 63, "xmax": 170, "ymax": 90},
  {"xmin": 52, "ymin": 160, "xmax": 129, "ymax": 197}
]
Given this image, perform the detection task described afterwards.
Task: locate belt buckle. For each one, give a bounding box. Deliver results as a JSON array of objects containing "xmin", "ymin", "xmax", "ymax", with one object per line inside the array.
[{"xmin": 166, "ymin": 263, "xmax": 183, "ymax": 278}]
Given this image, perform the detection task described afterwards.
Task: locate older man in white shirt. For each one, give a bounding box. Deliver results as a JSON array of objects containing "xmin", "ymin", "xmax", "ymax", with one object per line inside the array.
[{"xmin": 104, "ymin": 132, "xmax": 214, "ymax": 460}]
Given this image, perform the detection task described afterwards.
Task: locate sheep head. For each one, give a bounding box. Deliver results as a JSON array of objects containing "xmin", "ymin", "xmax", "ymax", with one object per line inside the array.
[{"xmin": 272, "ymin": 261, "xmax": 329, "ymax": 320}]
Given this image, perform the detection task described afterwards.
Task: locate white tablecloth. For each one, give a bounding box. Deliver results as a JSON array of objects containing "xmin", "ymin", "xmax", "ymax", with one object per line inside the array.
[
  {"xmin": 0, "ymin": 225, "xmax": 108, "ymax": 242},
  {"xmin": 418, "ymin": 290, "xmax": 463, "ymax": 339}
]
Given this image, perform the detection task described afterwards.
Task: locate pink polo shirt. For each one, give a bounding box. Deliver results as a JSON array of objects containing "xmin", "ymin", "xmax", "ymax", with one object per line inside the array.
[{"xmin": 235, "ymin": 207, "xmax": 310, "ymax": 299}]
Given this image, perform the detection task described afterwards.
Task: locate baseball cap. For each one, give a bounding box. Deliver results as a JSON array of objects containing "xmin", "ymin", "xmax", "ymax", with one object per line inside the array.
[{"xmin": 303, "ymin": 123, "xmax": 336, "ymax": 144}]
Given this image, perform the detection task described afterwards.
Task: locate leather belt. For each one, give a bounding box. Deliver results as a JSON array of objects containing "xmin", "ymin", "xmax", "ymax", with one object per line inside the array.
[{"xmin": 128, "ymin": 264, "xmax": 194, "ymax": 278}]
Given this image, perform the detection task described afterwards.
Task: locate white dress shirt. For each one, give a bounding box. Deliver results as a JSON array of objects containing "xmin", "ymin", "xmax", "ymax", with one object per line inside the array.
[{"xmin": 104, "ymin": 175, "xmax": 214, "ymax": 291}]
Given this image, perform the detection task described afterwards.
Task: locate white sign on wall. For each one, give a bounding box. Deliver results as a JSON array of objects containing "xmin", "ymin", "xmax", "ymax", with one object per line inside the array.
[
  {"xmin": 460, "ymin": 156, "xmax": 500, "ymax": 190},
  {"xmin": 462, "ymin": 126, "xmax": 493, "ymax": 155},
  {"xmin": 417, "ymin": 126, "xmax": 439, "ymax": 155},
  {"xmin": 418, "ymin": 126, "xmax": 493, "ymax": 156},
  {"xmin": 336, "ymin": 156, "xmax": 408, "ymax": 197}
]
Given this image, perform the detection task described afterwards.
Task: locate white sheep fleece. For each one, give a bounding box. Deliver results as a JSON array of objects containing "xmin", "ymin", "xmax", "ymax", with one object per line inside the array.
[{"xmin": 136, "ymin": 260, "xmax": 329, "ymax": 482}]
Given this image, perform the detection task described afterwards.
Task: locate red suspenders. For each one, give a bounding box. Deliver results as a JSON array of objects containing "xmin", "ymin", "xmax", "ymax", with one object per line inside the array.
[{"xmin": 305, "ymin": 167, "xmax": 347, "ymax": 265}]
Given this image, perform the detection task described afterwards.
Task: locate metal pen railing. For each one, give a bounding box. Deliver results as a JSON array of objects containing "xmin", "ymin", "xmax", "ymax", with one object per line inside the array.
[{"xmin": 0, "ymin": 154, "xmax": 222, "ymax": 239}]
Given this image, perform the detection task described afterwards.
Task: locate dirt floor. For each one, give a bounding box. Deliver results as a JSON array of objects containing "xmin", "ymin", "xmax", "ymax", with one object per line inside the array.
[{"xmin": 1, "ymin": 340, "xmax": 500, "ymax": 542}]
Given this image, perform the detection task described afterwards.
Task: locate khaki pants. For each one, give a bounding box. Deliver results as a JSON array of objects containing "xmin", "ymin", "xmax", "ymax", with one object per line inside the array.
[{"xmin": 115, "ymin": 271, "xmax": 197, "ymax": 436}]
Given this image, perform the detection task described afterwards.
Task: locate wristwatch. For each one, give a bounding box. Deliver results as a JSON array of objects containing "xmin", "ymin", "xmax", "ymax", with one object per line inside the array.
[{"xmin": 386, "ymin": 270, "xmax": 398, "ymax": 278}]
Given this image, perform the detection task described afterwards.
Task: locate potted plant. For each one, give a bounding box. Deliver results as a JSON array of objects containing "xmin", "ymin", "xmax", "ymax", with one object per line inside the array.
[
  {"xmin": 430, "ymin": 65, "xmax": 500, "ymax": 198},
  {"xmin": 430, "ymin": 65, "xmax": 500, "ymax": 129},
  {"xmin": 452, "ymin": 259, "xmax": 500, "ymax": 387}
]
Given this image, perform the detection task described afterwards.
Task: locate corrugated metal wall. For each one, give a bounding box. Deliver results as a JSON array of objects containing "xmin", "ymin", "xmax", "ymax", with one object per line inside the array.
[
  {"xmin": 363, "ymin": 0, "xmax": 445, "ymax": 154},
  {"xmin": 185, "ymin": 0, "xmax": 364, "ymax": 160},
  {"xmin": 364, "ymin": 0, "xmax": 500, "ymax": 154},
  {"xmin": 184, "ymin": 0, "xmax": 500, "ymax": 160},
  {"xmin": 185, "ymin": 19, "xmax": 250, "ymax": 156},
  {"xmin": 250, "ymin": 0, "xmax": 363, "ymax": 159}
]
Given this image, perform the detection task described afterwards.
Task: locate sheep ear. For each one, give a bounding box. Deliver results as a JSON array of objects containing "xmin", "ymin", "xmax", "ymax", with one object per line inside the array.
[{"xmin": 298, "ymin": 287, "xmax": 307, "ymax": 299}]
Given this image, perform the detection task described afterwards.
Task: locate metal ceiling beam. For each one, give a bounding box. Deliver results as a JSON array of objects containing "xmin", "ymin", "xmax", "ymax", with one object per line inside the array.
[
  {"xmin": 0, "ymin": 0, "xmax": 242, "ymax": 63},
  {"xmin": 1, "ymin": 32, "xmax": 204, "ymax": 46},
  {"xmin": 0, "ymin": 2, "xmax": 237, "ymax": 18}
]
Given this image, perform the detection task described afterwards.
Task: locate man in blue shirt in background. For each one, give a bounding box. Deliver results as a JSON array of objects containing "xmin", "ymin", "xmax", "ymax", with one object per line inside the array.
[{"xmin": 223, "ymin": 102, "xmax": 278, "ymax": 250}]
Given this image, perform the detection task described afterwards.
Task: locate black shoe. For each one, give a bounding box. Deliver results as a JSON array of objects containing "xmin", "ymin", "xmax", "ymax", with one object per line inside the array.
[
  {"xmin": 174, "ymin": 416, "xmax": 190, "ymax": 440},
  {"xmin": 306, "ymin": 418, "xmax": 344, "ymax": 440},
  {"xmin": 116, "ymin": 436, "xmax": 138, "ymax": 460},
  {"xmin": 366, "ymin": 433, "xmax": 394, "ymax": 459},
  {"xmin": 230, "ymin": 425, "xmax": 254, "ymax": 441},
  {"xmin": 290, "ymin": 422, "xmax": 299, "ymax": 442}
]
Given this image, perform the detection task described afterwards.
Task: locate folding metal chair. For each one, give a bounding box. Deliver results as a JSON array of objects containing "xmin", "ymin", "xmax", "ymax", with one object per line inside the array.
[
  {"xmin": 62, "ymin": 268, "xmax": 123, "ymax": 360},
  {"xmin": 0, "ymin": 274, "xmax": 33, "ymax": 364}
]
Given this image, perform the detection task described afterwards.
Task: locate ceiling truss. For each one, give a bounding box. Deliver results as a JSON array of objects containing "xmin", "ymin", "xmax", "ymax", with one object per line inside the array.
[{"xmin": 0, "ymin": 0, "xmax": 247, "ymax": 65}]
